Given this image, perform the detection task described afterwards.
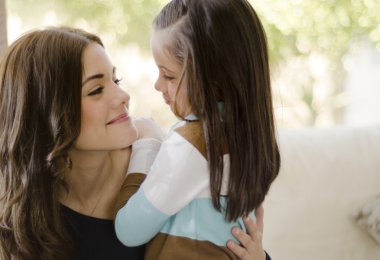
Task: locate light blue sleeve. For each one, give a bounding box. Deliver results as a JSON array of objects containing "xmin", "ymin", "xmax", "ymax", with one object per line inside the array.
[
  {"xmin": 115, "ymin": 132, "xmax": 208, "ymax": 246},
  {"xmin": 114, "ymin": 187, "xmax": 170, "ymax": 246}
]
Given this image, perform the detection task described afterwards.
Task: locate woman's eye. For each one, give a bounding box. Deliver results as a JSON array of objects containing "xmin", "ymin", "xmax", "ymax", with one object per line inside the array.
[
  {"xmin": 88, "ymin": 87, "xmax": 104, "ymax": 96},
  {"xmin": 114, "ymin": 78, "xmax": 123, "ymax": 85}
]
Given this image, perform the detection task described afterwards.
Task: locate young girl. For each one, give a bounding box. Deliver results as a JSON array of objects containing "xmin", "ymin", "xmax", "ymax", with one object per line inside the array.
[{"xmin": 115, "ymin": 0, "xmax": 280, "ymax": 259}]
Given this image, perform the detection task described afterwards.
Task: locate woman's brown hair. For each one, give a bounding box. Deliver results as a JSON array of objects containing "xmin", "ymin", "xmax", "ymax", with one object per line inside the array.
[
  {"xmin": 153, "ymin": 0, "xmax": 280, "ymax": 221},
  {"xmin": 0, "ymin": 27, "xmax": 103, "ymax": 259}
]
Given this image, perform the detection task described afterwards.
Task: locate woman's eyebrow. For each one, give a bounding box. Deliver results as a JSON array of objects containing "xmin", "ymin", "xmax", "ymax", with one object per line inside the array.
[
  {"xmin": 82, "ymin": 67, "xmax": 116, "ymax": 85},
  {"xmin": 82, "ymin": 73, "xmax": 104, "ymax": 86}
]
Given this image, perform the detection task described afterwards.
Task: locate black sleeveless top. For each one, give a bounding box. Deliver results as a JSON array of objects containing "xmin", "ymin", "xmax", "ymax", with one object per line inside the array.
[
  {"xmin": 62, "ymin": 205, "xmax": 271, "ymax": 260},
  {"xmin": 62, "ymin": 205, "xmax": 145, "ymax": 260}
]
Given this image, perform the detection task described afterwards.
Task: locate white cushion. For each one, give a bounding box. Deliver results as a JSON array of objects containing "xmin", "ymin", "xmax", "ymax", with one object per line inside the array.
[
  {"xmin": 264, "ymin": 125, "xmax": 380, "ymax": 260},
  {"xmin": 356, "ymin": 196, "xmax": 380, "ymax": 245}
]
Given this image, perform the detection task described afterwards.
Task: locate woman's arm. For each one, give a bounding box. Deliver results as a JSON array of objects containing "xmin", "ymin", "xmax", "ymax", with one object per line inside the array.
[{"xmin": 227, "ymin": 205, "xmax": 270, "ymax": 260}]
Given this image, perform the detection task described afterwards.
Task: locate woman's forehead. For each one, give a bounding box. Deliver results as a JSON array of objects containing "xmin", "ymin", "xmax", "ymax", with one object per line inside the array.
[{"xmin": 82, "ymin": 43, "xmax": 114, "ymax": 79}]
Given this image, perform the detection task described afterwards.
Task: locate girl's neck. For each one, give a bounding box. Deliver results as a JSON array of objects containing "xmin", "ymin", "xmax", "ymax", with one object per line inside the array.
[{"xmin": 184, "ymin": 113, "xmax": 199, "ymax": 122}]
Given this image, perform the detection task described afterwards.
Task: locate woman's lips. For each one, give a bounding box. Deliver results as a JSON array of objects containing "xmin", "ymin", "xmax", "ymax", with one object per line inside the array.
[{"xmin": 107, "ymin": 113, "xmax": 129, "ymax": 125}]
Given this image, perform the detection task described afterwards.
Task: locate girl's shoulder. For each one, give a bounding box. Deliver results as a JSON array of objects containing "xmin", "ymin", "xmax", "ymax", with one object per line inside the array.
[{"xmin": 174, "ymin": 122, "xmax": 206, "ymax": 158}]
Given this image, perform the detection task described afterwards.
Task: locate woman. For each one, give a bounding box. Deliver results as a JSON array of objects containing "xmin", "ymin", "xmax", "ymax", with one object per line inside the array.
[
  {"xmin": 0, "ymin": 27, "xmax": 265, "ymax": 259},
  {"xmin": 0, "ymin": 27, "xmax": 157, "ymax": 260}
]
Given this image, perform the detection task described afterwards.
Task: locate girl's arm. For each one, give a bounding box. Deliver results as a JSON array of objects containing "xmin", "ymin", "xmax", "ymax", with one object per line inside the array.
[
  {"xmin": 113, "ymin": 138, "xmax": 161, "ymax": 212},
  {"xmin": 115, "ymin": 124, "xmax": 208, "ymax": 246},
  {"xmin": 113, "ymin": 117, "xmax": 163, "ymax": 220}
]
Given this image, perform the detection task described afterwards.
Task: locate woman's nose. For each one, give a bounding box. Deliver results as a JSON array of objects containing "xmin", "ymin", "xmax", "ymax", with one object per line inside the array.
[
  {"xmin": 120, "ymin": 89, "xmax": 130, "ymax": 106},
  {"xmin": 112, "ymin": 85, "xmax": 130, "ymax": 108}
]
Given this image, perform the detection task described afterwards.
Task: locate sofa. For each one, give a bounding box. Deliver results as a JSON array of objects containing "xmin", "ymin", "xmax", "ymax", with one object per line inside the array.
[{"xmin": 263, "ymin": 125, "xmax": 380, "ymax": 260}]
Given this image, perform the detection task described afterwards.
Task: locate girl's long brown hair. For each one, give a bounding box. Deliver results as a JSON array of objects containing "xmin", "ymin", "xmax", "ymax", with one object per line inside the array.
[
  {"xmin": 154, "ymin": 0, "xmax": 280, "ymax": 221},
  {"xmin": 0, "ymin": 27, "xmax": 103, "ymax": 259}
]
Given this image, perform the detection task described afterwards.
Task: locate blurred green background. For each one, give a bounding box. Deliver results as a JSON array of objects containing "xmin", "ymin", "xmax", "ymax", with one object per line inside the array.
[{"xmin": 1, "ymin": 0, "xmax": 380, "ymax": 130}]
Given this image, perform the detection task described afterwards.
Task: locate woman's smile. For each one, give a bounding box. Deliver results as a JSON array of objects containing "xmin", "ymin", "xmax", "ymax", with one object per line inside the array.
[{"xmin": 107, "ymin": 112, "xmax": 130, "ymax": 125}]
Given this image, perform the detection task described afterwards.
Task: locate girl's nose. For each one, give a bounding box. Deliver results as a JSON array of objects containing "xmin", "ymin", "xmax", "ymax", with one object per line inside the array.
[{"xmin": 154, "ymin": 78, "xmax": 163, "ymax": 92}]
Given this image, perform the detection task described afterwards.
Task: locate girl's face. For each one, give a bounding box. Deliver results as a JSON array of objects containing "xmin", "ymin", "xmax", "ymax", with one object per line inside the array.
[
  {"xmin": 74, "ymin": 42, "xmax": 138, "ymax": 151},
  {"xmin": 151, "ymin": 30, "xmax": 191, "ymax": 118}
]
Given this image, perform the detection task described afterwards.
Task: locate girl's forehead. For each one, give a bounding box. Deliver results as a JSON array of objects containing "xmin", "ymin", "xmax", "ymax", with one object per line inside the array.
[
  {"xmin": 152, "ymin": 29, "xmax": 175, "ymax": 51},
  {"xmin": 152, "ymin": 30, "xmax": 181, "ymax": 67}
]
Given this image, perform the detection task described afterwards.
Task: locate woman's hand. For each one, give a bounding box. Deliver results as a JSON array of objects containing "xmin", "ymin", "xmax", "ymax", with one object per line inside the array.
[{"xmin": 227, "ymin": 205, "xmax": 266, "ymax": 260}]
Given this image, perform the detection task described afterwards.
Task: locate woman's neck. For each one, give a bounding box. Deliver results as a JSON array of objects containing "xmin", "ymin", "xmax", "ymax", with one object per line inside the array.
[{"xmin": 60, "ymin": 149, "xmax": 125, "ymax": 219}]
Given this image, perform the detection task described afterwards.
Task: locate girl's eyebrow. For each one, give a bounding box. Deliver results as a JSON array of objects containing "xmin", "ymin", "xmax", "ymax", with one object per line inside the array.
[{"xmin": 158, "ymin": 65, "xmax": 176, "ymax": 74}]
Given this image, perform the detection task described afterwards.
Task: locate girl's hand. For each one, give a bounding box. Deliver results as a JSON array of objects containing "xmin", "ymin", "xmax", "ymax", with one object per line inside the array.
[
  {"xmin": 109, "ymin": 147, "xmax": 132, "ymax": 178},
  {"xmin": 227, "ymin": 204, "xmax": 266, "ymax": 260},
  {"xmin": 134, "ymin": 117, "xmax": 164, "ymax": 141},
  {"xmin": 109, "ymin": 117, "xmax": 163, "ymax": 176}
]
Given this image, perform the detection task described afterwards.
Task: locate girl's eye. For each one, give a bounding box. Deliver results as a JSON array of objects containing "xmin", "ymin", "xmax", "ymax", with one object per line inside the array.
[
  {"xmin": 163, "ymin": 75, "xmax": 175, "ymax": 81},
  {"xmin": 114, "ymin": 78, "xmax": 123, "ymax": 85},
  {"xmin": 88, "ymin": 87, "xmax": 104, "ymax": 96}
]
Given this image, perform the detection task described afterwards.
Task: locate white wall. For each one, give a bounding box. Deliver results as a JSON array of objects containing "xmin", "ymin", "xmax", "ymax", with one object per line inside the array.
[{"xmin": 344, "ymin": 41, "xmax": 380, "ymax": 126}]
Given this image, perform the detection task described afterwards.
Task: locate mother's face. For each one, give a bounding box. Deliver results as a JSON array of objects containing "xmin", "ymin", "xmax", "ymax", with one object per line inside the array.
[{"xmin": 74, "ymin": 42, "xmax": 137, "ymax": 151}]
